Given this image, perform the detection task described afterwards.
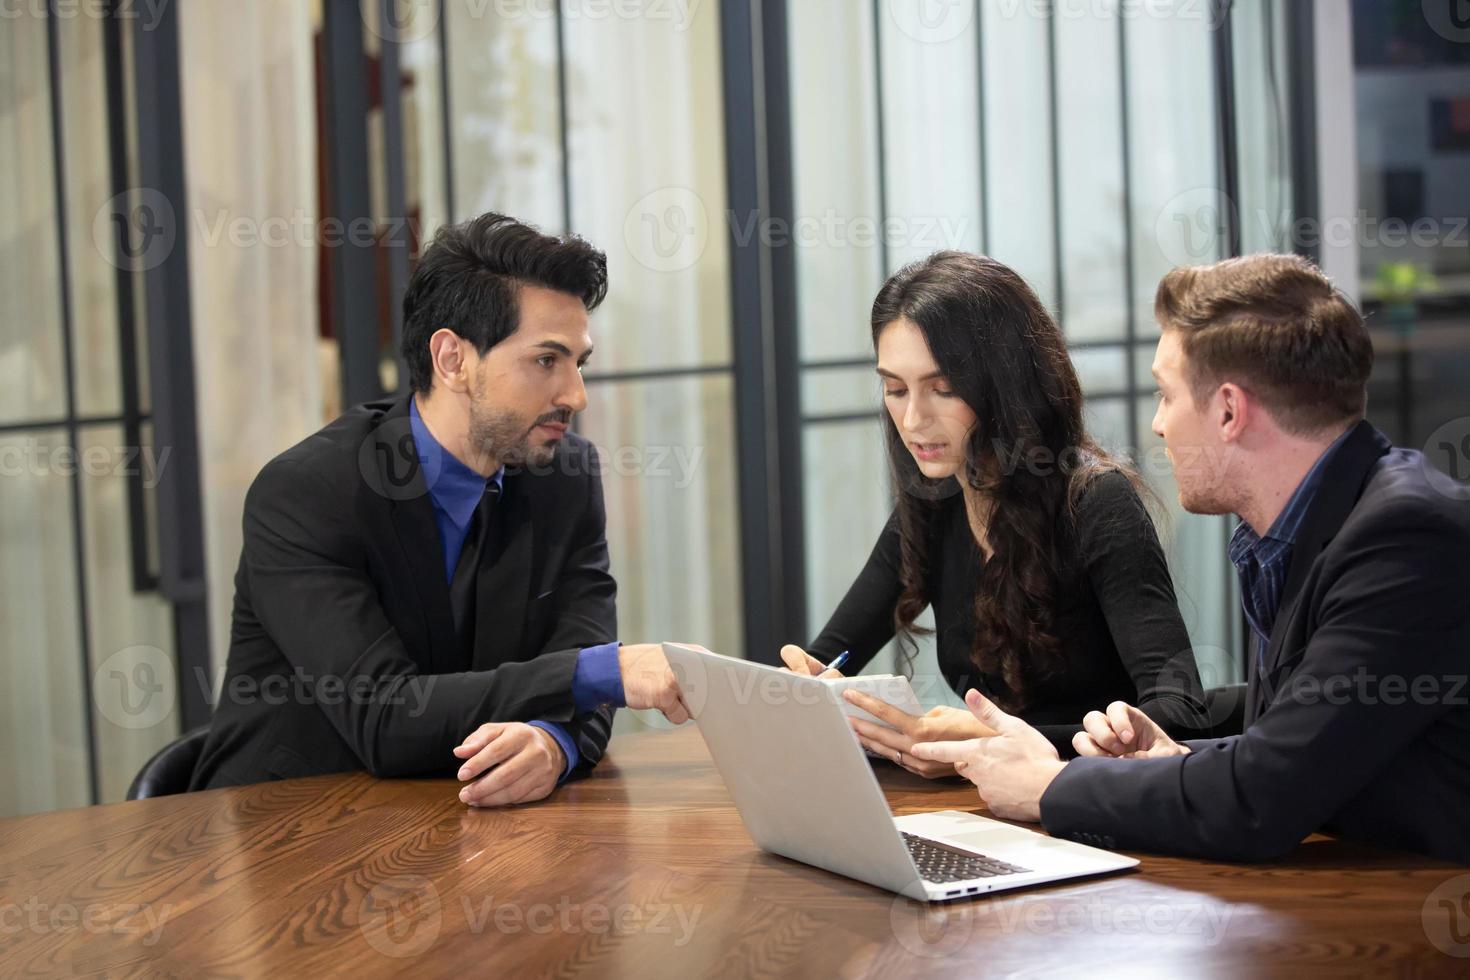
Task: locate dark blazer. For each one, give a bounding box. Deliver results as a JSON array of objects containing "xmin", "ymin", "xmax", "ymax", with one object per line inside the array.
[
  {"xmin": 1040, "ymin": 422, "xmax": 1470, "ymax": 863},
  {"xmin": 808, "ymin": 471, "xmax": 1208, "ymax": 753},
  {"xmin": 190, "ymin": 396, "xmax": 617, "ymax": 790}
]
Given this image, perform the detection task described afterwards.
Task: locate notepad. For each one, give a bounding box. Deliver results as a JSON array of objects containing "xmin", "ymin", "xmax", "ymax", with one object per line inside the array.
[{"xmin": 824, "ymin": 674, "xmax": 924, "ymax": 728}]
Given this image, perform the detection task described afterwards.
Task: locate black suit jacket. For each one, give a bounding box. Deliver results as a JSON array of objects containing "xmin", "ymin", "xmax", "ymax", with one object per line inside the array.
[
  {"xmin": 190, "ymin": 396, "xmax": 617, "ymax": 790},
  {"xmin": 1040, "ymin": 421, "xmax": 1470, "ymax": 863}
]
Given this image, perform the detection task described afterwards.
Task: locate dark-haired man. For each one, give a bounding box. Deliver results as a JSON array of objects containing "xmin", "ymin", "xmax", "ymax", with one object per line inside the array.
[
  {"xmin": 909, "ymin": 253, "xmax": 1470, "ymax": 863},
  {"xmin": 192, "ymin": 213, "xmax": 693, "ymax": 806}
]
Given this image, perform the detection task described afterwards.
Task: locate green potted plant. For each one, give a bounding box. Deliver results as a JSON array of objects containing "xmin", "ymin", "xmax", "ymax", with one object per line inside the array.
[{"xmin": 1374, "ymin": 262, "xmax": 1439, "ymax": 334}]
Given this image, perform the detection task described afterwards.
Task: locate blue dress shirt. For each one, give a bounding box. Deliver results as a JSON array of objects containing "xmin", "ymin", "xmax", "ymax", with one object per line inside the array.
[
  {"xmin": 1228, "ymin": 426, "xmax": 1355, "ymax": 671},
  {"xmin": 409, "ymin": 399, "xmax": 625, "ymax": 779}
]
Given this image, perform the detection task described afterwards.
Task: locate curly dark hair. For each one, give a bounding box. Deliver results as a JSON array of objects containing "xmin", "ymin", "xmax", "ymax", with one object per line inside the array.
[
  {"xmin": 401, "ymin": 212, "xmax": 608, "ymax": 393},
  {"xmin": 873, "ymin": 251, "xmax": 1150, "ymax": 710}
]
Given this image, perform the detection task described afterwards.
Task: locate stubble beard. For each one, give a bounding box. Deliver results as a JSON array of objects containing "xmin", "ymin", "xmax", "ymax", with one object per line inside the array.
[{"xmin": 467, "ymin": 399, "xmax": 556, "ymax": 470}]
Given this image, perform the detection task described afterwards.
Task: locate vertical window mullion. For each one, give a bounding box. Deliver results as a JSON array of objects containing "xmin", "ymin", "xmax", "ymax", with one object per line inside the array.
[{"xmin": 46, "ymin": 0, "xmax": 101, "ymax": 806}]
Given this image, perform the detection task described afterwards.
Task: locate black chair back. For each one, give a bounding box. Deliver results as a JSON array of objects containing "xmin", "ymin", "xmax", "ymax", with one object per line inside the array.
[{"xmin": 127, "ymin": 726, "xmax": 211, "ymax": 801}]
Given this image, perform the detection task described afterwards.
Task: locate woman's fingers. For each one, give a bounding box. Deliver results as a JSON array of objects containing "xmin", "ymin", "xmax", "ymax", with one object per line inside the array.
[
  {"xmin": 843, "ymin": 690, "xmax": 919, "ymax": 733},
  {"xmin": 779, "ymin": 645, "xmax": 815, "ymax": 675},
  {"xmin": 850, "ymin": 716, "xmax": 912, "ymax": 756}
]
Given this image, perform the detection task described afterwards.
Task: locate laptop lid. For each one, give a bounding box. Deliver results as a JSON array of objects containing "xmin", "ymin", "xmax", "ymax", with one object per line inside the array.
[{"xmin": 663, "ymin": 643, "xmax": 930, "ymax": 899}]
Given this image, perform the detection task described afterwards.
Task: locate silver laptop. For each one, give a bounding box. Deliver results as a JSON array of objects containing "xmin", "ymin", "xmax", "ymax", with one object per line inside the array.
[{"xmin": 663, "ymin": 643, "xmax": 1138, "ymax": 902}]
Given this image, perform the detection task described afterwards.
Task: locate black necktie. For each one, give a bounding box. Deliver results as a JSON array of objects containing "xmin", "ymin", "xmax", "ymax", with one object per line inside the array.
[{"xmin": 449, "ymin": 482, "xmax": 501, "ymax": 649}]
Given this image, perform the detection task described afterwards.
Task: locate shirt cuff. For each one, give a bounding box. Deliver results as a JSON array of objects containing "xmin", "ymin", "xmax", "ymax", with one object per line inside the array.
[
  {"xmin": 573, "ymin": 642, "xmax": 626, "ymax": 712},
  {"xmin": 527, "ymin": 721, "xmax": 578, "ymax": 780}
]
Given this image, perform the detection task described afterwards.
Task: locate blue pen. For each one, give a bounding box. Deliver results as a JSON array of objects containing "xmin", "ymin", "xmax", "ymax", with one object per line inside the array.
[{"xmin": 823, "ymin": 651, "xmax": 850, "ymax": 674}]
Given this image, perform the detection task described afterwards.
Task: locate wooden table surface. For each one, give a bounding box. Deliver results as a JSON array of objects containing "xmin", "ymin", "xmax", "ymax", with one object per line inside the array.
[{"xmin": 2, "ymin": 726, "xmax": 1467, "ymax": 978}]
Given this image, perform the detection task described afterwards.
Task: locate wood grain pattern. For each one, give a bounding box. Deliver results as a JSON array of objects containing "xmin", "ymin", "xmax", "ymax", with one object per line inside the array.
[{"xmin": 1, "ymin": 727, "xmax": 1466, "ymax": 978}]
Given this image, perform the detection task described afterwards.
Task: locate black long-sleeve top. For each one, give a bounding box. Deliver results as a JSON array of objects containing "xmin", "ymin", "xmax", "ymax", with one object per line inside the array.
[{"xmin": 808, "ymin": 471, "xmax": 1208, "ymax": 755}]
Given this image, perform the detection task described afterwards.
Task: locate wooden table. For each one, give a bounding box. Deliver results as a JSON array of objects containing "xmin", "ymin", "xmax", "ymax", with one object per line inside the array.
[{"xmin": 2, "ymin": 727, "xmax": 1466, "ymax": 978}]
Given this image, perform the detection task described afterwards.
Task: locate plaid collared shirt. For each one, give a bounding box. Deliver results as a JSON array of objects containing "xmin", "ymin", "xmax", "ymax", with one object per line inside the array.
[{"xmin": 1228, "ymin": 427, "xmax": 1355, "ymax": 670}]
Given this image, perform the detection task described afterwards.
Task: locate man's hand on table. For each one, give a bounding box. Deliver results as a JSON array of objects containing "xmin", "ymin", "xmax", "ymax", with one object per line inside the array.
[{"xmin": 453, "ymin": 722, "xmax": 566, "ymax": 807}]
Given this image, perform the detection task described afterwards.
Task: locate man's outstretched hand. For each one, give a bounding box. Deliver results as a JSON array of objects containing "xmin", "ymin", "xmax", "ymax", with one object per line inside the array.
[{"xmin": 910, "ymin": 689, "xmax": 1067, "ymax": 822}]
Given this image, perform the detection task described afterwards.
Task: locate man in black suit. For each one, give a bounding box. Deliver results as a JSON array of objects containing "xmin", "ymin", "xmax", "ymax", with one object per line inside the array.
[
  {"xmin": 909, "ymin": 253, "xmax": 1470, "ymax": 863},
  {"xmin": 191, "ymin": 213, "xmax": 693, "ymax": 807}
]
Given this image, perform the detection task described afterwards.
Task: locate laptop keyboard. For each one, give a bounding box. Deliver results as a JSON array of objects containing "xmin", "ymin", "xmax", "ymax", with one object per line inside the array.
[{"xmin": 901, "ymin": 832, "xmax": 1031, "ymax": 883}]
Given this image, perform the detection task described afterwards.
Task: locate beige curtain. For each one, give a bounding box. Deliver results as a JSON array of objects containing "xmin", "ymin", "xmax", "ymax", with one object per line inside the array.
[{"xmin": 179, "ymin": 0, "xmax": 324, "ymax": 680}]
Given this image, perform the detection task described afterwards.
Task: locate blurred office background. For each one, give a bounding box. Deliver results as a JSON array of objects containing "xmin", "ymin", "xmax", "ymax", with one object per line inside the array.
[{"xmin": 2, "ymin": 0, "xmax": 1467, "ymax": 817}]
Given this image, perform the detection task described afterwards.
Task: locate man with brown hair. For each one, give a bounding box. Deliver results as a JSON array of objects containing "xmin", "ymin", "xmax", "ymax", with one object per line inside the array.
[{"xmin": 908, "ymin": 253, "xmax": 1470, "ymax": 863}]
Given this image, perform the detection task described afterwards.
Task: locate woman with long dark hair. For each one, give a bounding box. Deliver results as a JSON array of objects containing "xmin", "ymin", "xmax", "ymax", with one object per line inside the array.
[{"xmin": 783, "ymin": 251, "xmax": 1207, "ymax": 776}]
